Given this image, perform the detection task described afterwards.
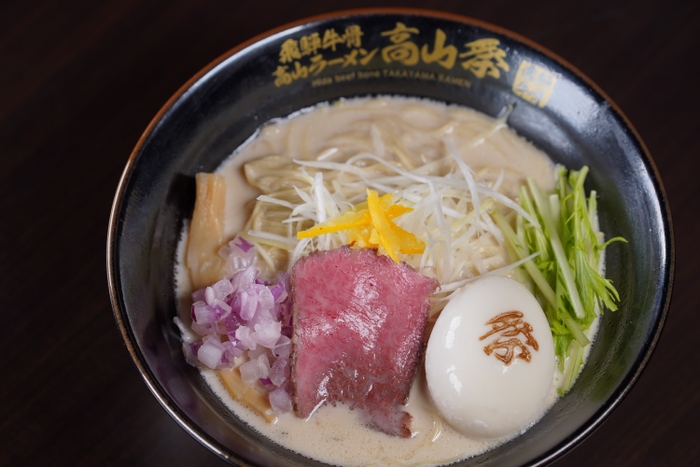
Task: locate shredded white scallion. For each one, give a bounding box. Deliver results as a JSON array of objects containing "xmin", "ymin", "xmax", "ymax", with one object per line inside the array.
[
  {"xmin": 243, "ymin": 117, "xmax": 550, "ymax": 316},
  {"xmin": 292, "ymin": 156, "xmax": 504, "ymax": 279}
]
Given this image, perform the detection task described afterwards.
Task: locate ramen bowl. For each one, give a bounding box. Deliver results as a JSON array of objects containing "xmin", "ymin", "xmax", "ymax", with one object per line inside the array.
[{"xmin": 107, "ymin": 8, "xmax": 673, "ymax": 467}]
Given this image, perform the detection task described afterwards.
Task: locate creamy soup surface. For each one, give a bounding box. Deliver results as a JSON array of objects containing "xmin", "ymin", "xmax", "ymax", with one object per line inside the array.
[{"xmin": 175, "ymin": 96, "xmax": 600, "ymax": 467}]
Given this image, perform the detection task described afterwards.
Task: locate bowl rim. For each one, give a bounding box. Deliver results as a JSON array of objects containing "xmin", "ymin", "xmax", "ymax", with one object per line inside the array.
[{"xmin": 107, "ymin": 7, "xmax": 675, "ymax": 466}]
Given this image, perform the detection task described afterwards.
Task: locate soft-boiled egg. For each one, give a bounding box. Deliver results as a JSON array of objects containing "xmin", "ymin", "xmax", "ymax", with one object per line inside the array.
[{"xmin": 425, "ymin": 275, "xmax": 555, "ymax": 439}]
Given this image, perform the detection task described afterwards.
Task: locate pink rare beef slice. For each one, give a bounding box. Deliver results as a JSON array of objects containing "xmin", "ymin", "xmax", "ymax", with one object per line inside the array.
[{"xmin": 290, "ymin": 246, "xmax": 437, "ymax": 437}]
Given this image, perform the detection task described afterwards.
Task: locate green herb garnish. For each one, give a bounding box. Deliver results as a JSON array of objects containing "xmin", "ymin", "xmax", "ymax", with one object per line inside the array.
[{"xmin": 494, "ymin": 166, "xmax": 626, "ymax": 393}]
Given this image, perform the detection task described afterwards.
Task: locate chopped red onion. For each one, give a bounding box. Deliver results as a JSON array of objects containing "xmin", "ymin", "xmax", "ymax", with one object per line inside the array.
[
  {"xmin": 259, "ymin": 377, "xmax": 273, "ymax": 388},
  {"xmin": 253, "ymin": 321, "xmax": 282, "ymax": 349},
  {"xmin": 238, "ymin": 289, "xmax": 258, "ymax": 321},
  {"xmin": 182, "ymin": 342, "xmax": 202, "ymax": 366},
  {"xmin": 216, "ymin": 278, "xmax": 235, "ymax": 297},
  {"xmin": 191, "ymin": 288, "xmax": 206, "ymax": 303},
  {"xmin": 176, "ymin": 243, "xmax": 293, "ymax": 410},
  {"xmin": 234, "ymin": 237, "xmax": 254, "ymax": 253},
  {"xmin": 247, "ymin": 345, "xmax": 269, "ymax": 360},
  {"xmin": 235, "ymin": 325, "xmax": 257, "ymax": 351},
  {"xmin": 273, "ymin": 335, "xmax": 292, "ymax": 359},
  {"xmin": 198, "ymin": 335, "xmax": 227, "ymax": 369},
  {"xmin": 219, "ymin": 237, "xmax": 256, "ymax": 277},
  {"xmin": 239, "ymin": 352, "xmax": 270, "ymax": 385},
  {"xmin": 270, "ymin": 279, "xmax": 288, "ymax": 303},
  {"xmin": 222, "ymin": 339, "xmax": 244, "ymax": 359},
  {"xmin": 231, "ymin": 265, "xmax": 256, "ymax": 294},
  {"xmin": 190, "ymin": 319, "xmax": 212, "ymax": 336},
  {"xmin": 193, "ymin": 301, "xmax": 222, "ymax": 324},
  {"xmin": 254, "ymin": 285, "xmax": 275, "ymax": 311},
  {"xmin": 269, "ymin": 354, "xmax": 289, "ymax": 387},
  {"xmin": 224, "ymin": 312, "xmax": 244, "ymax": 334},
  {"xmin": 269, "ymin": 387, "xmax": 293, "ymax": 413}
]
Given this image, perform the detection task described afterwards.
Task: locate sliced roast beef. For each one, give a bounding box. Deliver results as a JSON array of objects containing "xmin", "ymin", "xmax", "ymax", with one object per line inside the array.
[{"xmin": 290, "ymin": 246, "xmax": 437, "ymax": 437}]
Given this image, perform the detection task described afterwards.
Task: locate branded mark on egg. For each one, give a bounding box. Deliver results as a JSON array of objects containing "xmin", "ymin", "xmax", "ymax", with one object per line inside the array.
[{"xmin": 479, "ymin": 311, "xmax": 539, "ymax": 365}]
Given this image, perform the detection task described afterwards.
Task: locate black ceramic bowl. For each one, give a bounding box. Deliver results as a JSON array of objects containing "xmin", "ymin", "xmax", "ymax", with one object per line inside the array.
[{"xmin": 107, "ymin": 8, "xmax": 673, "ymax": 467}]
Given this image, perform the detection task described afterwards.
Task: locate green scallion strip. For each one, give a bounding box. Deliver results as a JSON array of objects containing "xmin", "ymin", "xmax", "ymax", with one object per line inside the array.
[{"xmin": 503, "ymin": 166, "xmax": 626, "ymax": 393}]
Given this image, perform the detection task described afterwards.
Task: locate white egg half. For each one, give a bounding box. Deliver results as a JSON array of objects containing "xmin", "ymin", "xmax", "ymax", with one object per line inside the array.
[{"xmin": 425, "ymin": 275, "xmax": 555, "ymax": 439}]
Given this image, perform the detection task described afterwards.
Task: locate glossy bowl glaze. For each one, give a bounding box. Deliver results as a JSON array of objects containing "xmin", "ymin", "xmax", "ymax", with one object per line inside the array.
[{"xmin": 107, "ymin": 8, "xmax": 673, "ymax": 467}]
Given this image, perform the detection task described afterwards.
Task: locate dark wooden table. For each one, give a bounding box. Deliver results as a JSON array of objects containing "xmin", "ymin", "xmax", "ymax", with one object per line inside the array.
[{"xmin": 2, "ymin": 1, "xmax": 697, "ymax": 466}]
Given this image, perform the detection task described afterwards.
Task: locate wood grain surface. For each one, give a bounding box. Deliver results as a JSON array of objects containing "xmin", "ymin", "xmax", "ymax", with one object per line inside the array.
[{"xmin": 1, "ymin": 1, "xmax": 697, "ymax": 466}]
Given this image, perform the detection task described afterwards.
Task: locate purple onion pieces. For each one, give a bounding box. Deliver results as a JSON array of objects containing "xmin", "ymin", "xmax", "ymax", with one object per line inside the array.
[
  {"xmin": 197, "ymin": 335, "xmax": 228, "ymax": 369},
  {"xmin": 269, "ymin": 354, "xmax": 289, "ymax": 387},
  {"xmin": 177, "ymin": 250, "xmax": 294, "ymax": 411},
  {"xmin": 273, "ymin": 335, "xmax": 292, "ymax": 359},
  {"xmin": 235, "ymin": 325, "xmax": 257, "ymax": 351},
  {"xmin": 269, "ymin": 387, "xmax": 293, "ymax": 413},
  {"xmin": 182, "ymin": 342, "xmax": 202, "ymax": 366},
  {"xmin": 219, "ymin": 237, "xmax": 256, "ymax": 276},
  {"xmin": 234, "ymin": 237, "xmax": 254, "ymax": 253},
  {"xmin": 239, "ymin": 352, "xmax": 270, "ymax": 385},
  {"xmin": 192, "ymin": 301, "xmax": 228, "ymax": 324},
  {"xmin": 252, "ymin": 321, "xmax": 282, "ymax": 348},
  {"xmin": 270, "ymin": 283, "xmax": 285, "ymax": 302}
]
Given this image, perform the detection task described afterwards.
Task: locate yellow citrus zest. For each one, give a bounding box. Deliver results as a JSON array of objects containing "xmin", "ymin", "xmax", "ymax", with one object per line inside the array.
[
  {"xmin": 296, "ymin": 189, "xmax": 426, "ymax": 263},
  {"xmin": 367, "ymin": 189, "xmax": 401, "ymax": 263},
  {"xmin": 296, "ymin": 210, "xmax": 370, "ymax": 239}
]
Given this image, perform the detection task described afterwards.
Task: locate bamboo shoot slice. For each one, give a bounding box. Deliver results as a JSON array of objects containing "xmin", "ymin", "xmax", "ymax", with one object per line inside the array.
[{"xmin": 186, "ymin": 173, "xmax": 227, "ymax": 290}]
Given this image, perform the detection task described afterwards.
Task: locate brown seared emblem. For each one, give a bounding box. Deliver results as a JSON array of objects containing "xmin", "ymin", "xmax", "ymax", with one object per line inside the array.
[{"xmin": 479, "ymin": 311, "xmax": 539, "ymax": 365}]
